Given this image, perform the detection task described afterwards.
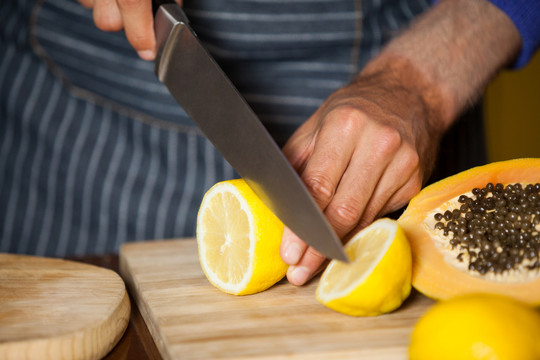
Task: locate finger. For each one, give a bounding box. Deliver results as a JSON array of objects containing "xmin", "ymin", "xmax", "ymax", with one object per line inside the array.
[
  {"xmin": 116, "ymin": 0, "xmax": 156, "ymax": 60},
  {"xmin": 279, "ymin": 115, "xmax": 326, "ymax": 269},
  {"xmin": 93, "ymin": 0, "xmax": 123, "ymax": 32},
  {"xmin": 366, "ymin": 149, "xmax": 423, "ymax": 221},
  {"xmin": 280, "ymin": 227, "xmax": 309, "ymax": 265},
  {"xmin": 79, "ymin": 0, "xmax": 95, "ymax": 9},
  {"xmin": 282, "ymin": 117, "xmax": 318, "ymax": 172},
  {"xmin": 321, "ymin": 122, "xmax": 400, "ymax": 238},
  {"xmin": 286, "ymin": 246, "xmax": 327, "ymax": 286},
  {"xmin": 299, "ymin": 106, "xmax": 363, "ymax": 212},
  {"xmin": 375, "ymin": 175, "xmax": 421, "ymax": 217},
  {"xmin": 346, "ymin": 147, "xmax": 422, "ymax": 236}
]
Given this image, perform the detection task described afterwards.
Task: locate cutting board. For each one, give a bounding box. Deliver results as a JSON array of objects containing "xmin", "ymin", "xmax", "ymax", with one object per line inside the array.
[
  {"xmin": 0, "ymin": 254, "xmax": 130, "ymax": 360},
  {"xmin": 120, "ymin": 239, "xmax": 435, "ymax": 360}
]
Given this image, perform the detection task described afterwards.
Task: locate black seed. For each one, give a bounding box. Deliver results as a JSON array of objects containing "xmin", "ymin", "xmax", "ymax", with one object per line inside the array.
[
  {"xmin": 496, "ymin": 199, "xmax": 506, "ymax": 208},
  {"xmin": 507, "ymin": 212, "xmax": 518, "ymax": 222},
  {"xmin": 437, "ymin": 182, "xmax": 540, "ymax": 276}
]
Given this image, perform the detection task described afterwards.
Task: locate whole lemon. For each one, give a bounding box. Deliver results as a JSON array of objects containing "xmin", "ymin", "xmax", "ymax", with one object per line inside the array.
[{"xmin": 409, "ymin": 293, "xmax": 540, "ymax": 360}]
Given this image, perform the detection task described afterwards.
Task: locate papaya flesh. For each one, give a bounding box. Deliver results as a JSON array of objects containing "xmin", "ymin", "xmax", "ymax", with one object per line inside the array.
[{"xmin": 398, "ymin": 158, "xmax": 540, "ymax": 306}]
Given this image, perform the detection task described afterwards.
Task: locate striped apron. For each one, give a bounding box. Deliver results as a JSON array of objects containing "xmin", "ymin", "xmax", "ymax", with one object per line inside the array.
[{"xmin": 0, "ymin": 0, "xmax": 484, "ymax": 257}]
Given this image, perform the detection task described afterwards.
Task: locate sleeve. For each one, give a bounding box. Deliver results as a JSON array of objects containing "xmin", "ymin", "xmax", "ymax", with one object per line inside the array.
[{"xmin": 488, "ymin": 0, "xmax": 540, "ymax": 68}]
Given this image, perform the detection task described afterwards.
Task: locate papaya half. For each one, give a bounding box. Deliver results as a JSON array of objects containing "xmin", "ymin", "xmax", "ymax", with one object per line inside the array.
[{"xmin": 398, "ymin": 158, "xmax": 540, "ymax": 306}]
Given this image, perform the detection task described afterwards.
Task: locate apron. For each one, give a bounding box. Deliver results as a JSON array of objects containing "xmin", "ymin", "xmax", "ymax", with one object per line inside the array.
[{"xmin": 0, "ymin": 0, "xmax": 484, "ymax": 257}]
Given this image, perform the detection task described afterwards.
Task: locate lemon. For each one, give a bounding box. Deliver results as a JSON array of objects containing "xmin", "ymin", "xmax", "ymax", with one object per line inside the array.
[
  {"xmin": 196, "ymin": 179, "xmax": 288, "ymax": 295},
  {"xmin": 409, "ymin": 294, "xmax": 540, "ymax": 360},
  {"xmin": 316, "ymin": 218, "xmax": 412, "ymax": 316}
]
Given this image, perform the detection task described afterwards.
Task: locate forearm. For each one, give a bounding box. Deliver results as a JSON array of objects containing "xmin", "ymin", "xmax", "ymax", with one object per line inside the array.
[{"xmin": 359, "ymin": 0, "xmax": 522, "ymax": 131}]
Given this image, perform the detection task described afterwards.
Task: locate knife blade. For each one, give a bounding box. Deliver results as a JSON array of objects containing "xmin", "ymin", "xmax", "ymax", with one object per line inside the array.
[{"xmin": 153, "ymin": 1, "xmax": 348, "ymax": 262}]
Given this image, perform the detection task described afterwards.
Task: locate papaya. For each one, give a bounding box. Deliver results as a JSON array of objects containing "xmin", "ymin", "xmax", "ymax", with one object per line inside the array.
[{"xmin": 397, "ymin": 158, "xmax": 540, "ymax": 305}]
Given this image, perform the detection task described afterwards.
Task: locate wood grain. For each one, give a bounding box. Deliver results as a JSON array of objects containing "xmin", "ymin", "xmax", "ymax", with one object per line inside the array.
[
  {"xmin": 0, "ymin": 254, "xmax": 130, "ymax": 360},
  {"xmin": 120, "ymin": 239, "xmax": 435, "ymax": 360}
]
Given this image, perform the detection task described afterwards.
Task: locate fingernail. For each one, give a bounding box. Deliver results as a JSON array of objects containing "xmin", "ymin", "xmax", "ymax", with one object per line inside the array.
[
  {"xmin": 137, "ymin": 50, "xmax": 155, "ymax": 61},
  {"xmin": 283, "ymin": 243, "xmax": 303, "ymax": 265},
  {"xmin": 289, "ymin": 266, "xmax": 311, "ymax": 286}
]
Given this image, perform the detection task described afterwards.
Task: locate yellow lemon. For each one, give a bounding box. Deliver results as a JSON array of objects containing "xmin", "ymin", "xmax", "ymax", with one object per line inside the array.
[
  {"xmin": 409, "ymin": 294, "xmax": 540, "ymax": 360},
  {"xmin": 316, "ymin": 218, "xmax": 412, "ymax": 316},
  {"xmin": 196, "ymin": 179, "xmax": 287, "ymax": 295}
]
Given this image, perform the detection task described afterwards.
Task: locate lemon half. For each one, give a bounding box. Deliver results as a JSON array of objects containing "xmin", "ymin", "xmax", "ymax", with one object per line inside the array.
[
  {"xmin": 316, "ymin": 218, "xmax": 412, "ymax": 316},
  {"xmin": 196, "ymin": 179, "xmax": 288, "ymax": 295}
]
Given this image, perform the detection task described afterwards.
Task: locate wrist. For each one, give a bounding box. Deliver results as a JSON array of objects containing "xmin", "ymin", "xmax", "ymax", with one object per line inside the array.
[
  {"xmin": 358, "ymin": 0, "xmax": 521, "ymax": 130},
  {"xmin": 357, "ymin": 53, "xmax": 451, "ymax": 134}
]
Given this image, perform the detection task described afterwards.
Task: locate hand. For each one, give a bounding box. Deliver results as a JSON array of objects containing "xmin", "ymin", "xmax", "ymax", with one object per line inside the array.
[
  {"xmin": 280, "ymin": 64, "xmax": 442, "ymax": 286},
  {"xmin": 278, "ymin": 0, "xmax": 522, "ymax": 286},
  {"xmin": 78, "ymin": 0, "xmax": 183, "ymax": 60}
]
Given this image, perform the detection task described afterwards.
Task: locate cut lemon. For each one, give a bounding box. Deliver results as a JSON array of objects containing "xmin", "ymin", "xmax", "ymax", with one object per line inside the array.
[
  {"xmin": 409, "ymin": 294, "xmax": 540, "ymax": 360},
  {"xmin": 196, "ymin": 179, "xmax": 288, "ymax": 295},
  {"xmin": 316, "ymin": 218, "xmax": 412, "ymax": 316}
]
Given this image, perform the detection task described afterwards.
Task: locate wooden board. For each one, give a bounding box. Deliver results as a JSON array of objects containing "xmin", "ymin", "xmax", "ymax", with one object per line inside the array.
[
  {"xmin": 120, "ymin": 239, "xmax": 435, "ymax": 360},
  {"xmin": 0, "ymin": 254, "xmax": 130, "ymax": 360}
]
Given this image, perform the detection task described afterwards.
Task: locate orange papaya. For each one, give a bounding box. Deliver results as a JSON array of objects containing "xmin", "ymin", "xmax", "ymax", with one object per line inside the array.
[{"xmin": 398, "ymin": 158, "xmax": 540, "ymax": 305}]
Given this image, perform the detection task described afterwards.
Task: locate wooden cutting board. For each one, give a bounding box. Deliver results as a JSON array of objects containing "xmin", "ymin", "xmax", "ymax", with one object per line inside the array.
[
  {"xmin": 120, "ymin": 239, "xmax": 435, "ymax": 360},
  {"xmin": 0, "ymin": 254, "xmax": 130, "ymax": 360}
]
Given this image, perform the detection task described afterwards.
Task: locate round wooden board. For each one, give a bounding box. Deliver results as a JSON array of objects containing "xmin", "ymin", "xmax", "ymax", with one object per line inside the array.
[{"xmin": 0, "ymin": 254, "xmax": 130, "ymax": 360}]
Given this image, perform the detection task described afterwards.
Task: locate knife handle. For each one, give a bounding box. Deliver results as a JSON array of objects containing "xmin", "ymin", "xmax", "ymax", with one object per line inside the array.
[
  {"xmin": 152, "ymin": 0, "xmax": 173, "ymax": 16},
  {"xmin": 152, "ymin": 0, "xmax": 189, "ymax": 25}
]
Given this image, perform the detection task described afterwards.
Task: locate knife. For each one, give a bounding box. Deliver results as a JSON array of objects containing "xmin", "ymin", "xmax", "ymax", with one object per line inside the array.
[{"xmin": 152, "ymin": 0, "xmax": 348, "ymax": 262}]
